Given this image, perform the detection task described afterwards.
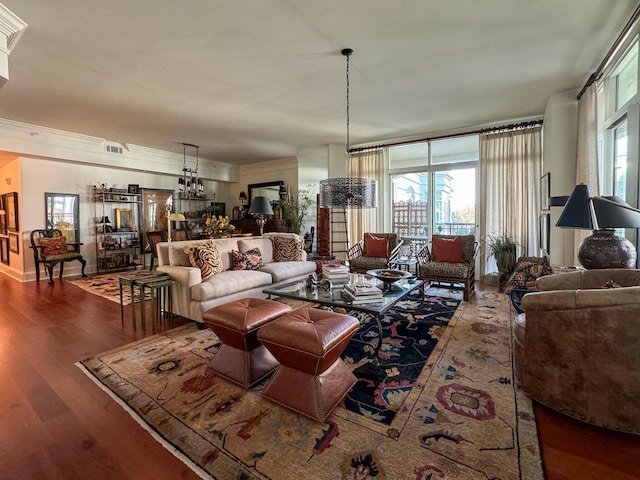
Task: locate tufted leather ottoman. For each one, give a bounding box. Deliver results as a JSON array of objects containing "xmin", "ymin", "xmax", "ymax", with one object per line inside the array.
[
  {"xmin": 257, "ymin": 307, "xmax": 359, "ymax": 422},
  {"xmin": 203, "ymin": 298, "xmax": 292, "ymax": 387}
]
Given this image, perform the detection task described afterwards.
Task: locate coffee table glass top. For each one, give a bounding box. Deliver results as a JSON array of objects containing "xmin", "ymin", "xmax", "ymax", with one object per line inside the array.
[{"xmin": 263, "ymin": 273, "xmax": 424, "ymax": 315}]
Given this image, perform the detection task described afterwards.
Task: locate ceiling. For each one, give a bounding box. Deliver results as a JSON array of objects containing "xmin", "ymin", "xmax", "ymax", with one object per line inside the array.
[{"xmin": 0, "ymin": 0, "xmax": 637, "ymax": 165}]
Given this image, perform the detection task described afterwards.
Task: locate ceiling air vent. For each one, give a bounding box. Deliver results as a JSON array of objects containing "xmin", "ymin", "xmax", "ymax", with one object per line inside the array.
[{"xmin": 105, "ymin": 144, "xmax": 123, "ymax": 154}]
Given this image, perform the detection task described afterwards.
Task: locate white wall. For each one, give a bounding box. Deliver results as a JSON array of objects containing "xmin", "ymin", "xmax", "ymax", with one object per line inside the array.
[{"xmin": 542, "ymin": 90, "xmax": 578, "ymax": 265}]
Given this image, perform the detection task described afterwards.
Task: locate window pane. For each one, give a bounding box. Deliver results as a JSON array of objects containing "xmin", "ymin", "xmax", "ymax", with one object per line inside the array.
[
  {"xmin": 431, "ymin": 135, "xmax": 479, "ymax": 165},
  {"xmin": 389, "ymin": 142, "xmax": 427, "ymax": 169},
  {"xmin": 434, "ymin": 168, "xmax": 476, "ymax": 236},
  {"xmin": 616, "ymin": 43, "xmax": 638, "ymax": 109},
  {"xmin": 614, "ymin": 121, "xmax": 628, "ymax": 199},
  {"xmin": 392, "ymin": 173, "xmax": 428, "ymax": 237}
]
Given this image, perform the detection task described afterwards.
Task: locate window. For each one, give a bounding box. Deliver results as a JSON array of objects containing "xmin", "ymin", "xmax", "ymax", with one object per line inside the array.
[{"xmin": 389, "ymin": 136, "xmax": 478, "ymax": 241}]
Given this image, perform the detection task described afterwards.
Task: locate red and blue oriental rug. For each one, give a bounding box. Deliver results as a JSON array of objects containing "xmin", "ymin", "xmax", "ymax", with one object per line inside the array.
[{"xmin": 77, "ymin": 291, "xmax": 543, "ymax": 479}]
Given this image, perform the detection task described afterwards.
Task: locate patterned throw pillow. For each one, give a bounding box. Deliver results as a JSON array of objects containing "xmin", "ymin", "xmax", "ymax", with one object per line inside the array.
[
  {"xmin": 184, "ymin": 240, "xmax": 223, "ymax": 280},
  {"xmin": 504, "ymin": 256, "xmax": 553, "ymax": 294},
  {"xmin": 231, "ymin": 248, "xmax": 264, "ymax": 270},
  {"xmin": 272, "ymin": 235, "xmax": 303, "ymax": 262},
  {"xmin": 432, "ymin": 236, "xmax": 464, "ymax": 263},
  {"xmin": 39, "ymin": 237, "xmax": 68, "ymax": 256},
  {"xmin": 364, "ymin": 234, "xmax": 389, "ymax": 257}
]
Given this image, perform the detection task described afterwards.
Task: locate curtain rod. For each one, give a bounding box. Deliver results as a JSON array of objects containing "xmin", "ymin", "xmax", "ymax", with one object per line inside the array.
[
  {"xmin": 348, "ymin": 119, "xmax": 543, "ymax": 154},
  {"xmin": 577, "ymin": 4, "xmax": 640, "ymax": 100}
]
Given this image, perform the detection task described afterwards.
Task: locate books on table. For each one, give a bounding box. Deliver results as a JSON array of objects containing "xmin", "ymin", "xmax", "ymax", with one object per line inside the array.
[
  {"xmin": 322, "ymin": 263, "xmax": 350, "ymax": 285},
  {"xmin": 341, "ymin": 282, "xmax": 383, "ymax": 304}
]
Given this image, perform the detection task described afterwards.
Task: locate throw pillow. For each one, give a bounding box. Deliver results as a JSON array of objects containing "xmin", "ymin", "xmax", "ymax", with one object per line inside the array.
[
  {"xmin": 364, "ymin": 234, "xmax": 389, "ymax": 257},
  {"xmin": 272, "ymin": 235, "xmax": 303, "ymax": 262},
  {"xmin": 431, "ymin": 236, "xmax": 464, "ymax": 263},
  {"xmin": 39, "ymin": 237, "xmax": 68, "ymax": 256},
  {"xmin": 231, "ymin": 248, "xmax": 264, "ymax": 270},
  {"xmin": 184, "ymin": 240, "xmax": 223, "ymax": 280},
  {"xmin": 504, "ymin": 256, "xmax": 554, "ymax": 294},
  {"xmin": 602, "ymin": 280, "xmax": 622, "ymax": 289}
]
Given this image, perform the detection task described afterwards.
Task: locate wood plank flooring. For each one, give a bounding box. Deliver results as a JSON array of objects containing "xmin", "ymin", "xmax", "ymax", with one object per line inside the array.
[{"xmin": 0, "ymin": 275, "xmax": 638, "ymax": 479}]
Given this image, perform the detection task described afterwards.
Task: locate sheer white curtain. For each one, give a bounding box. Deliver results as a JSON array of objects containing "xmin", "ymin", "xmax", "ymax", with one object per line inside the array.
[
  {"xmin": 479, "ymin": 126, "xmax": 542, "ymax": 278},
  {"xmin": 573, "ymin": 83, "xmax": 600, "ymax": 259},
  {"xmin": 347, "ymin": 149, "xmax": 385, "ymax": 247}
]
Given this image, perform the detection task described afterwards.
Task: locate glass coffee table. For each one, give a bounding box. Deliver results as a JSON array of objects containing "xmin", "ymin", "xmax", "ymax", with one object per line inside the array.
[{"xmin": 263, "ymin": 273, "xmax": 424, "ymax": 358}]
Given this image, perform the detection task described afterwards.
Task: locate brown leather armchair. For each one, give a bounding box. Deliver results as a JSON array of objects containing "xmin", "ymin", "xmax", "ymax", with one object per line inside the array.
[
  {"xmin": 515, "ymin": 268, "xmax": 640, "ymax": 434},
  {"xmin": 347, "ymin": 233, "xmax": 401, "ymax": 274}
]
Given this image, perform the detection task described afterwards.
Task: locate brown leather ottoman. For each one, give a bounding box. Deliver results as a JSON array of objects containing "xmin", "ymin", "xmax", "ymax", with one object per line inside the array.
[
  {"xmin": 203, "ymin": 298, "xmax": 292, "ymax": 387},
  {"xmin": 257, "ymin": 307, "xmax": 359, "ymax": 422}
]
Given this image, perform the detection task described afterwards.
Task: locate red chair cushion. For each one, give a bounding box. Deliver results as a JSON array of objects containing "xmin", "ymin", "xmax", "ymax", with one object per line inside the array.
[
  {"xmin": 39, "ymin": 237, "xmax": 67, "ymax": 256},
  {"xmin": 432, "ymin": 236, "xmax": 464, "ymax": 263},
  {"xmin": 364, "ymin": 234, "xmax": 389, "ymax": 257}
]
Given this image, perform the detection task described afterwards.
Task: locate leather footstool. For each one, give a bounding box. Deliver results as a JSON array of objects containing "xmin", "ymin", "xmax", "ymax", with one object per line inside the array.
[
  {"xmin": 203, "ymin": 298, "xmax": 292, "ymax": 387},
  {"xmin": 257, "ymin": 307, "xmax": 359, "ymax": 422}
]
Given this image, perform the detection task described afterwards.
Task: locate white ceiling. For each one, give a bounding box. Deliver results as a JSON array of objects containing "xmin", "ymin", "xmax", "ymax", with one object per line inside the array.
[{"xmin": 0, "ymin": 0, "xmax": 637, "ymax": 164}]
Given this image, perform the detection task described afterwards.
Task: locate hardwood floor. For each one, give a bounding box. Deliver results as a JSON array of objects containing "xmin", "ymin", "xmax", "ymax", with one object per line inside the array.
[{"xmin": 0, "ymin": 274, "xmax": 638, "ymax": 479}]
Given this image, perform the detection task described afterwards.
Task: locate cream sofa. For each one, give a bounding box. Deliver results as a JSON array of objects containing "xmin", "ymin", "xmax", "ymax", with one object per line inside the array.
[{"xmin": 156, "ymin": 234, "xmax": 316, "ymax": 323}]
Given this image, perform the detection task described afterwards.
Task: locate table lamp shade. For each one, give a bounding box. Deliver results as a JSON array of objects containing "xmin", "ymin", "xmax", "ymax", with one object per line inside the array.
[
  {"xmin": 555, "ymin": 184, "xmax": 592, "ymax": 229},
  {"xmin": 591, "ymin": 196, "xmax": 640, "ymax": 229},
  {"xmin": 247, "ymin": 196, "xmax": 274, "ymax": 216}
]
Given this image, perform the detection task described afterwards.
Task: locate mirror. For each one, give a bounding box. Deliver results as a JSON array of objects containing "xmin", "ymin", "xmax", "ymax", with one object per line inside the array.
[
  {"xmin": 248, "ymin": 181, "xmax": 284, "ymax": 209},
  {"xmin": 45, "ymin": 192, "xmax": 80, "ymax": 243}
]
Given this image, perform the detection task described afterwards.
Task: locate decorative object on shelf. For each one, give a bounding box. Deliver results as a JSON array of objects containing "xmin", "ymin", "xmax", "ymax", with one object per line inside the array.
[
  {"xmin": 178, "ymin": 143, "xmax": 205, "ymax": 199},
  {"xmin": 127, "ymin": 184, "xmax": 139, "ymax": 194},
  {"xmin": 319, "ymin": 49, "xmax": 377, "ymax": 210},
  {"xmin": 556, "ymin": 184, "xmax": 640, "ymax": 269},
  {"xmin": 98, "ymin": 216, "xmax": 112, "ymax": 232},
  {"xmin": 278, "ymin": 183, "xmax": 288, "ymax": 200},
  {"xmin": 166, "ymin": 205, "xmax": 186, "ymax": 242},
  {"xmin": 247, "ymin": 196, "xmax": 274, "ymax": 236},
  {"xmin": 204, "ymin": 215, "xmax": 234, "ymax": 238}
]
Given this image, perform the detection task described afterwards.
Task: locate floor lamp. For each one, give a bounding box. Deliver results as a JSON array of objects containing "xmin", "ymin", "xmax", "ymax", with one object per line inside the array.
[{"xmin": 166, "ymin": 206, "xmax": 185, "ymax": 242}]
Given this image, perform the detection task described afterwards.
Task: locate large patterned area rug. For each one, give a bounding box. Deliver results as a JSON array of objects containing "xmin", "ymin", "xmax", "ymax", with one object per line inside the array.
[
  {"xmin": 69, "ymin": 270, "xmax": 154, "ymax": 305},
  {"xmin": 78, "ymin": 291, "xmax": 543, "ymax": 479}
]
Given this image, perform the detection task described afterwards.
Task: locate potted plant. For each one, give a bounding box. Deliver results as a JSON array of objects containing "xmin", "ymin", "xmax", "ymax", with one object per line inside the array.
[
  {"xmin": 278, "ymin": 190, "xmax": 313, "ymax": 235},
  {"xmin": 484, "ymin": 233, "xmax": 519, "ymax": 275}
]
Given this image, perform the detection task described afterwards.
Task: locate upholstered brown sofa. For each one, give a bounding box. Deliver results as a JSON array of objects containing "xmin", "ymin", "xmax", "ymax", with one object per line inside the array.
[{"xmin": 514, "ymin": 268, "xmax": 640, "ymax": 434}]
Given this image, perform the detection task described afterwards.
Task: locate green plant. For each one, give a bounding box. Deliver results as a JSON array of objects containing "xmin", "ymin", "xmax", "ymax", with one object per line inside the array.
[
  {"xmin": 279, "ymin": 190, "xmax": 313, "ymax": 235},
  {"xmin": 483, "ymin": 233, "xmax": 520, "ymax": 273}
]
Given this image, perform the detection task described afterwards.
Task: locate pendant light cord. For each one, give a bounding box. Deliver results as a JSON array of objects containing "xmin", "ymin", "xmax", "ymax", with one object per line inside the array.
[{"xmin": 342, "ymin": 48, "xmax": 353, "ymax": 154}]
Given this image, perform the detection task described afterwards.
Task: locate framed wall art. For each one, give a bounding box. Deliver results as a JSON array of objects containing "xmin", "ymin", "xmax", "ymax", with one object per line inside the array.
[
  {"xmin": 8, "ymin": 232, "xmax": 19, "ymax": 253},
  {"xmin": 539, "ymin": 213, "xmax": 550, "ymax": 255},
  {"xmin": 115, "ymin": 208, "xmax": 132, "ymax": 231},
  {"xmin": 128, "ymin": 184, "xmax": 139, "ymax": 194},
  {"xmin": 0, "ymin": 236, "xmax": 9, "ymax": 265},
  {"xmin": 540, "ymin": 172, "xmax": 550, "ymax": 211},
  {"xmin": 3, "ymin": 192, "xmax": 18, "ymax": 232}
]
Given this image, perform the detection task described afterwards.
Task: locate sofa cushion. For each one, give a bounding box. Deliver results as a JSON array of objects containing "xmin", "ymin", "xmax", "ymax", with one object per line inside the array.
[
  {"xmin": 184, "ymin": 240, "xmax": 223, "ymax": 280},
  {"xmin": 239, "ymin": 237, "xmax": 274, "ymax": 264},
  {"xmin": 432, "ymin": 236, "xmax": 464, "ymax": 263},
  {"xmin": 231, "ymin": 248, "xmax": 264, "ymax": 270},
  {"xmin": 272, "ymin": 235, "xmax": 304, "ymax": 262},
  {"xmin": 260, "ymin": 260, "xmax": 317, "ymax": 283},
  {"xmin": 169, "ymin": 243, "xmax": 192, "ymax": 266},
  {"xmin": 191, "ymin": 270, "xmax": 273, "ymax": 301},
  {"xmin": 364, "ymin": 234, "xmax": 389, "ymax": 257}
]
